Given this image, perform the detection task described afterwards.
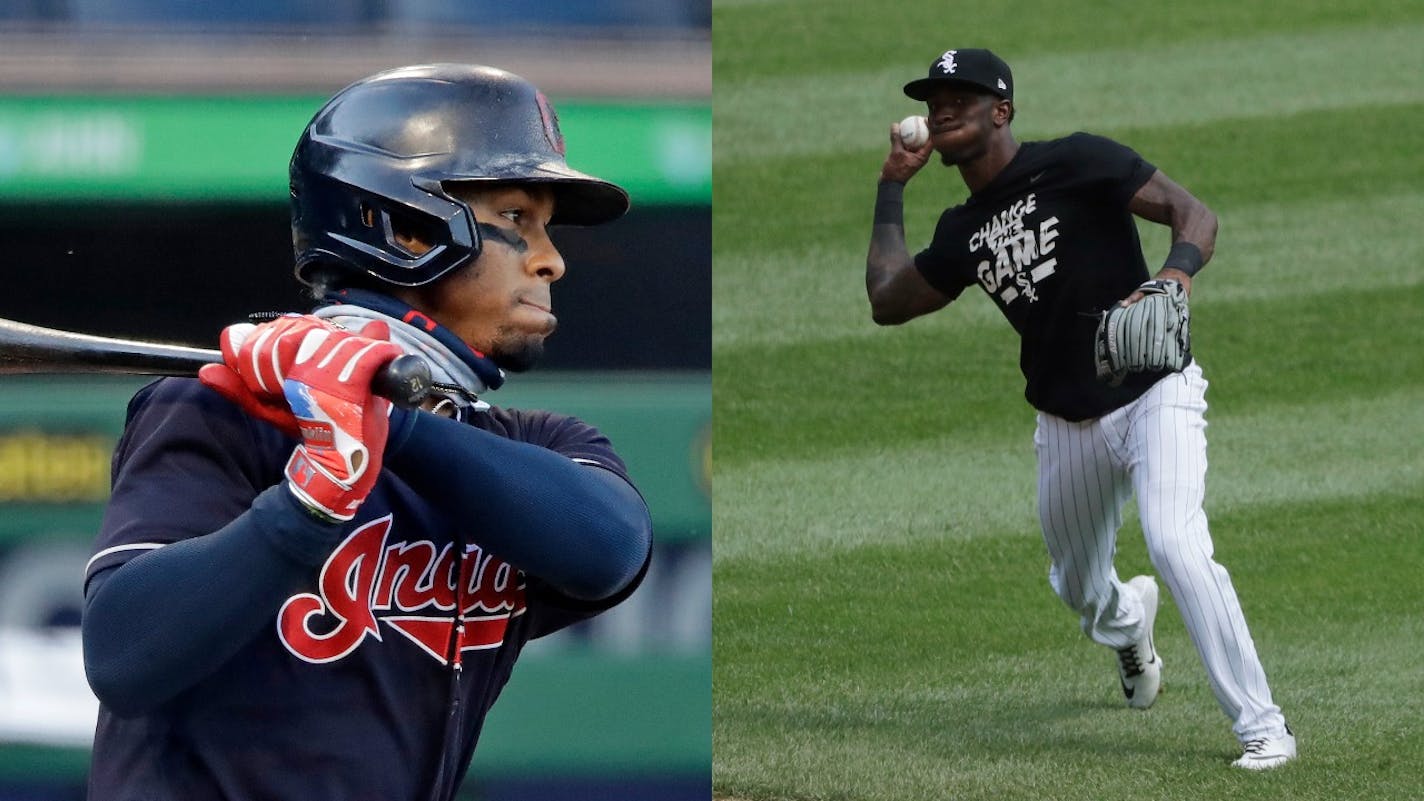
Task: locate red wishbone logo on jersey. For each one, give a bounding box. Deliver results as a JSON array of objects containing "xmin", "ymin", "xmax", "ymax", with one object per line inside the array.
[{"xmin": 278, "ymin": 515, "xmax": 526, "ymax": 665}]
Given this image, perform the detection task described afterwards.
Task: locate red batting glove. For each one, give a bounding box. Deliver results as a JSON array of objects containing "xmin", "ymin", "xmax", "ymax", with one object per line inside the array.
[
  {"xmin": 199, "ymin": 362, "xmax": 302, "ymax": 438},
  {"xmin": 200, "ymin": 315, "xmax": 346, "ymax": 438},
  {"xmin": 224, "ymin": 315, "xmax": 342, "ymax": 398},
  {"xmin": 280, "ymin": 321, "xmax": 403, "ymax": 522}
]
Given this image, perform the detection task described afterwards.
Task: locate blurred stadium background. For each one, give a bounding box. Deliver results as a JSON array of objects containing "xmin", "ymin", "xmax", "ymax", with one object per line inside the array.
[{"xmin": 0, "ymin": 3, "xmax": 709, "ymax": 800}]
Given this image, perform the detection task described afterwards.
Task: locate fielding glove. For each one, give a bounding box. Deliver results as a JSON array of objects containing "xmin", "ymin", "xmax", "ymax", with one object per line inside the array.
[{"xmin": 1094, "ymin": 279, "xmax": 1191, "ymax": 386}]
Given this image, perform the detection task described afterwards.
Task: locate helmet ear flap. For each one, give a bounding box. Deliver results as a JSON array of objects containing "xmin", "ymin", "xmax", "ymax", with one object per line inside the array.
[
  {"xmin": 406, "ymin": 176, "xmax": 483, "ymax": 272},
  {"xmin": 291, "ymin": 158, "xmax": 481, "ymax": 288}
]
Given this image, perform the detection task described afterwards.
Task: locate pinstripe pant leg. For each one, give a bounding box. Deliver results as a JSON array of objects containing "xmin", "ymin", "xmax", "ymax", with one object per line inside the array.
[
  {"xmin": 1034, "ymin": 410, "xmax": 1143, "ymax": 650},
  {"xmin": 1127, "ymin": 362, "xmax": 1286, "ymax": 740}
]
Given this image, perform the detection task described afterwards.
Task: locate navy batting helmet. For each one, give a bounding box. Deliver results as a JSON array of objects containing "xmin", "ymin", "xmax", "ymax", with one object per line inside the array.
[{"xmin": 290, "ymin": 64, "xmax": 630, "ymax": 288}]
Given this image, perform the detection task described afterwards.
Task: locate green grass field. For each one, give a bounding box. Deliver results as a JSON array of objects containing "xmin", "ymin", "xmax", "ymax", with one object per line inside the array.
[{"xmin": 711, "ymin": 2, "xmax": 1424, "ymax": 799}]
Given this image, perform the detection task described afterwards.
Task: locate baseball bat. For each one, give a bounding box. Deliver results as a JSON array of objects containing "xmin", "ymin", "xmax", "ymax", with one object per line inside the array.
[{"xmin": 0, "ymin": 317, "xmax": 432, "ymax": 409}]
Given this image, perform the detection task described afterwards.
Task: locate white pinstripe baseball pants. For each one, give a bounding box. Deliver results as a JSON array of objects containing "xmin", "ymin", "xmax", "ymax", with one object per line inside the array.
[{"xmin": 1033, "ymin": 362, "xmax": 1287, "ymax": 741}]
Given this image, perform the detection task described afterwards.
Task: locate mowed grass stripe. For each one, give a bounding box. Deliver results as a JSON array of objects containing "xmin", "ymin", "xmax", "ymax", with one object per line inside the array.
[
  {"xmin": 1190, "ymin": 281, "xmax": 1424, "ymax": 403},
  {"xmin": 712, "ymin": 0, "xmax": 1424, "ymax": 81},
  {"xmin": 715, "ymin": 21, "xmax": 1424, "ymax": 164},
  {"xmin": 713, "ymin": 381, "xmax": 1424, "ymax": 563},
  {"xmin": 714, "ymin": 101, "xmax": 1424, "ymax": 260},
  {"xmin": 713, "ymin": 189, "xmax": 1424, "ymax": 348},
  {"xmin": 714, "ymin": 492, "xmax": 1421, "ymax": 801},
  {"xmin": 714, "ymin": 282, "xmax": 1424, "ymax": 474},
  {"xmin": 716, "ymin": 630, "xmax": 1421, "ymax": 801},
  {"xmin": 715, "ymin": 492, "xmax": 1419, "ymax": 674}
]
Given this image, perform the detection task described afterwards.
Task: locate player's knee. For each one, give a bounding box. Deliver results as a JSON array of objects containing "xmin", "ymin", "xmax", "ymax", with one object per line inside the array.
[{"xmin": 1143, "ymin": 522, "xmax": 1208, "ymax": 575}]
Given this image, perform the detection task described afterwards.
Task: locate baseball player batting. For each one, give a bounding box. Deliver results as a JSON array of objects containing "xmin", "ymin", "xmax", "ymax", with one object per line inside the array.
[
  {"xmin": 866, "ymin": 48, "xmax": 1294, "ymax": 769},
  {"xmin": 80, "ymin": 64, "xmax": 653, "ymax": 800}
]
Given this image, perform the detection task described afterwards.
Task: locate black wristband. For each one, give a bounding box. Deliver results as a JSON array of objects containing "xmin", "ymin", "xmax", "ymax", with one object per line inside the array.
[
  {"xmin": 873, "ymin": 181, "xmax": 905, "ymax": 225},
  {"xmin": 1163, "ymin": 241, "xmax": 1204, "ymax": 277}
]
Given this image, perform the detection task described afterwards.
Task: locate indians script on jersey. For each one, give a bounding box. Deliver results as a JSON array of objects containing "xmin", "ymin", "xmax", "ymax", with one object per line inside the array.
[
  {"xmin": 278, "ymin": 515, "xmax": 526, "ymax": 665},
  {"xmin": 970, "ymin": 192, "xmax": 1060, "ymax": 306}
]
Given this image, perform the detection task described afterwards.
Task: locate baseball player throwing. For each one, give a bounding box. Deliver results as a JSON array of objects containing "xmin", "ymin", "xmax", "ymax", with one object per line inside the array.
[
  {"xmin": 81, "ymin": 64, "xmax": 653, "ymax": 800},
  {"xmin": 866, "ymin": 48, "xmax": 1294, "ymax": 769}
]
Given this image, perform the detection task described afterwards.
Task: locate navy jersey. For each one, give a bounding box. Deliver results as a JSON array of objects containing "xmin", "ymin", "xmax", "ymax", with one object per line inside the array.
[
  {"xmin": 914, "ymin": 132, "xmax": 1173, "ymax": 421},
  {"xmin": 85, "ymin": 378, "xmax": 643, "ymax": 801}
]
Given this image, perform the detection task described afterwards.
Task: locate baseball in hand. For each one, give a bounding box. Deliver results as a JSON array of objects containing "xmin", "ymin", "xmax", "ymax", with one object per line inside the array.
[{"xmin": 898, "ymin": 115, "xmax": 929, "ymax": 149}]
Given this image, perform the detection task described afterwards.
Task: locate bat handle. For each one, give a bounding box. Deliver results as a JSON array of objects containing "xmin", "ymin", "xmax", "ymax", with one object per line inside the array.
[
  {"xmin": 372, "ymin": 354, "xmax": 433, "ymax": 409},
  {"xmin": 0, "ymin": 317, "xmax": 432, "ymax": 410}
]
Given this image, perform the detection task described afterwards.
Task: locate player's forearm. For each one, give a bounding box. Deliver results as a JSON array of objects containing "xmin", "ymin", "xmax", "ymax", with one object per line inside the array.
[
  {"xmin": 82, "ymin": 486, "xmax": 344, "ymax": 715},
  {"xmin": 1168, "ymin": 199, "xmax": 1217, "ymax": 266},
  {"xmin": 867, "ymin": 182, "xmax": 951, "ymax": 324},
  {"xmin": 1151, "ymin": 201, "xmax": 1216, "ymax": 294},
  {"xmin": 384, "ymin": 409, "xmax": 652, "ymax": 602},
  {"xmin": 1129, "ymin": 170, "xmax": 1217, "ymax": 269},
  {"xmin": 866, "ymin": 181, "xmax": 916, "ymax": 324}
]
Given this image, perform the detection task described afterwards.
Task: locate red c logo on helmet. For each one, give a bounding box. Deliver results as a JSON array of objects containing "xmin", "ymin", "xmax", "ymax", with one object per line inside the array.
[{"xmin": 535, "ymin": 91, "xmax": 566, "ymax": 156}]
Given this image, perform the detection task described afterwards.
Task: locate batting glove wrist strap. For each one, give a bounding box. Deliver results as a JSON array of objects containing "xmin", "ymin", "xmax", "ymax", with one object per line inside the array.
[
  {"xmin": 284, "ymin": 449, "xmax": 360, "ymax": 523},
  {"xmin": 280, "ymin": 324, "xmax": 403, "ymax": 522}
]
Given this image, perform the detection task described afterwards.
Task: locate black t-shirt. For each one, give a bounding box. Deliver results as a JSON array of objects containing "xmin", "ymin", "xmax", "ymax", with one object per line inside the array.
[{"xmin": 914, "ymin": 132, "xmax": 1176, "ymax": 421}]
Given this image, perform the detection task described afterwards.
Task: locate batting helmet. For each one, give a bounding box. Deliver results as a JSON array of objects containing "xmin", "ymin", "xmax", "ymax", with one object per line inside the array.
[{"xmin": 290, "ymin": 63, "xmax": 630, "ymax": 288}]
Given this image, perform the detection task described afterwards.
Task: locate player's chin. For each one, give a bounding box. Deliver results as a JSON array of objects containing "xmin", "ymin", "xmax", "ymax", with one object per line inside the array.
[
  {"xmin": 490, "ymin": 334, "xmax": 547, "ymax": 373},
  {"xmin": 938, "ymin": 144, "xmax": 980, "ymax": 166}
]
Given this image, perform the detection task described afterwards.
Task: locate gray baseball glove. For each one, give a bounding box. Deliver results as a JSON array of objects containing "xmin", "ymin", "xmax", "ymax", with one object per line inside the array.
[{"xmin": 1094, "ymin": 279, "xmax": 1191, "ymax": 386}]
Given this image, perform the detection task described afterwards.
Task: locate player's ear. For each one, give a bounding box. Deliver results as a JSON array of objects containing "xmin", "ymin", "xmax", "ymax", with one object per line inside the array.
[{"xmin": 993, "ymin": 99, "xmax": 1014, "ymax": 127}]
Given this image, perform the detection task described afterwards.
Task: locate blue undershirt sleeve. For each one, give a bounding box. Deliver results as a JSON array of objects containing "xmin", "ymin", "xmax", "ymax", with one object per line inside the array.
[
  {"xmin": 383, "ymin": 408, "xmax": 652, "ymax": 603},
  {"xmin": 83, "ymin": 405, "xmax": 652, "ymax": 716},
  {"xmin": 82, "ymin": 485, "xmax": 348, "ymax": 716}
]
